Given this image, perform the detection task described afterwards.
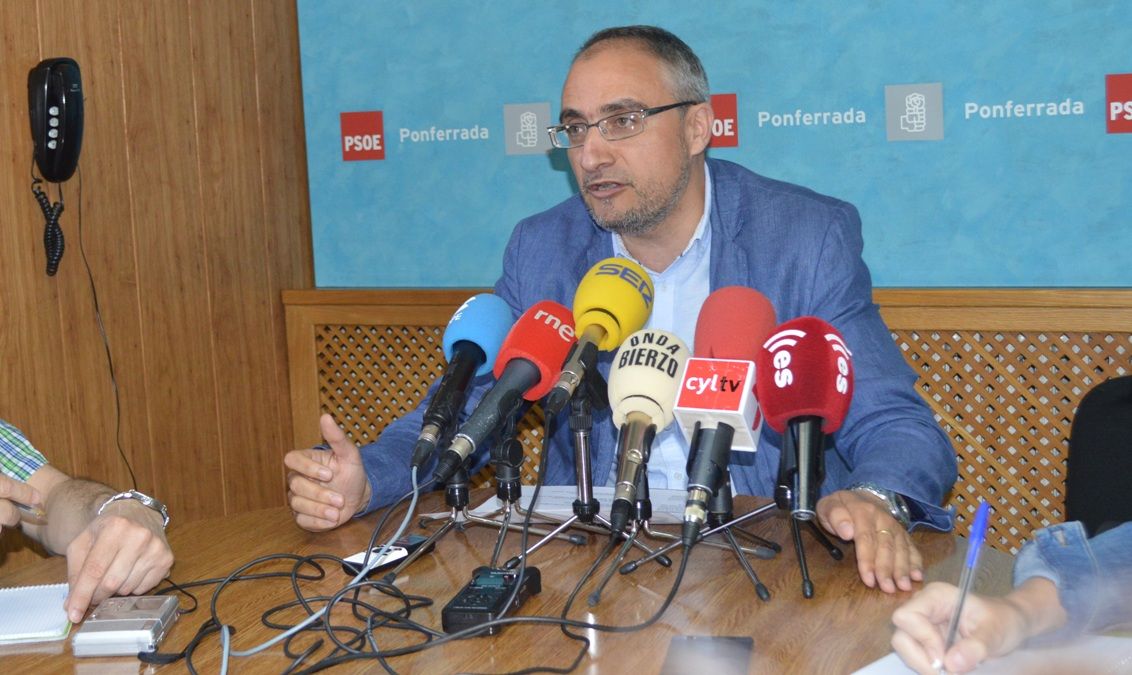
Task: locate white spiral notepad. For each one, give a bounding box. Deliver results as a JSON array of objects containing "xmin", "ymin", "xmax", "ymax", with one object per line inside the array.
[{"xmin": 0, "ymin": 583, "xmax": 71, "ymax": 644}]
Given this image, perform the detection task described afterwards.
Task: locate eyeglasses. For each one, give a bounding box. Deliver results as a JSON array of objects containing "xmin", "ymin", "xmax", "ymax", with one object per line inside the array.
[{"xmin": 546, "ymin": 101, "xmax": 698, "ymax": 149}]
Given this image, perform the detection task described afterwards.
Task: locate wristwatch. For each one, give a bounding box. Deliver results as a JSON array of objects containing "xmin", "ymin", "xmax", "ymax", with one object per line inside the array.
[
  {"xmin": 848, "ymin": 482, "xmax": 911, "ymax": 529},
  {"xmin": 97, "ymin": 489, "xmax": 170, "ymax": 530}
]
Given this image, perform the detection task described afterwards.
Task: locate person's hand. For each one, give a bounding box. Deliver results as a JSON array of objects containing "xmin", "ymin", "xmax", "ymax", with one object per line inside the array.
[
  {"xmin": 816, "ymin": 489, "xmax": 922, "ymax": 592},
  {"xmin": 0, "ymin": 473, "xmax": 44, "ymax": 534},
  {"xmin": 891, "ymin": 581, "xmax": 1037, "ymax": 674},
  {"xmin": 284, "ymin": 414, "xmax": 371, "ymax": 532},
  {"xmin": 63, "ymin": 502, "xmax": 173, "ymax": 623}
]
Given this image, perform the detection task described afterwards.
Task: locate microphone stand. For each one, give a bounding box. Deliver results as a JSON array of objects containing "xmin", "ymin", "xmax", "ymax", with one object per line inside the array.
[
  {"xmin": 387, "ymin": 414, "xmax": 583, "ymax": 582},
  {"xmin": 621, "ymin": 480, "xmax": 779, "ymax": 571},
  {"xmin": 776, "ymin": 417, "xmax": 844, "ymax": 599},
  {"xmin": 704, "ymin": 476, "xmax": 773, "ymax": 600},
  {"xmin": 633, "ymin": 470, "xmax": 778, "ymax": 601},
  {"xmin": 506, "ymin": 370, "xmax": 672, "ymax": 569},
  {"xmin": 625, "ymin": 446, "xmax": 843, "ymax": 600},
  {"xmin": 485, "ymin": 411, "xmax": 587, "ymax": 566},
  {"xmin": 640, "ymin": 423, "xmax": 781, "ymax": 561},
  {"xmin": 587, "ymin": 469, "xmax": 658, "ymax": 606}
]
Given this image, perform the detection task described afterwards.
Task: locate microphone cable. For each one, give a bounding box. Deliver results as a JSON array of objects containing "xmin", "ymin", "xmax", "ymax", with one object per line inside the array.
[
  {"xmin": 141, "ymin": 472, "xmax": 429, "ymax": 673},
  {"xmin": 302, "ymin": 413, "xmax": 563, "ymax": 672},
  {"xmin": 140, "ymin": 417, "xmax": 692, "ymax": 673},
  {"xmin": 224, "ymin": 468, "xmax": 424, "ymax": 659}
]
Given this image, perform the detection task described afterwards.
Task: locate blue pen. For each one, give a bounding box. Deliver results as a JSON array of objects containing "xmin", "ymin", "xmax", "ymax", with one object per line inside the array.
[{"xmin": 937, "ymin": 500, "xmax": 991, "ymax": 672}]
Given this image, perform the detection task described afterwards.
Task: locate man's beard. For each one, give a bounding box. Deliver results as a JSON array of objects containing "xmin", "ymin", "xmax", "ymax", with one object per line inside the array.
[{"xmin": 585, "ymin": 158, "xmax": 692, "ymax": 237}]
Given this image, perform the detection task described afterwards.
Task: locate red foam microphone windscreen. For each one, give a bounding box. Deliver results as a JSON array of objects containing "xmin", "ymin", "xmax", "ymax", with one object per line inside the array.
[
  {"xmin": 694, "ymin": 286, "xmax": 778, "ymax": 360},
  {"xmin": 754, "ymin": 316, "xmax": 854, "ymax": 434},
  {"xmin": 494, "ymin": 300, "xmax": 577, "ymax": 401}
]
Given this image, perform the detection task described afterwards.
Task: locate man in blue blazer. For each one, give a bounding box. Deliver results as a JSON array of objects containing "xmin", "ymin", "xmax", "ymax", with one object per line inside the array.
[{"xmin": 285, "ymin": 25, "xmax": 956, "ymax": 595}]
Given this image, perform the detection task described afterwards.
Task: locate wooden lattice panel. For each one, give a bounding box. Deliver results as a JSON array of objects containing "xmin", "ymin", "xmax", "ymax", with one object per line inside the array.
[
  {"xmin": 287, "ymin": 289, "xmax": 1132, "ymax": 554},
  {"xmin": 892, "ymin": 329, "xmax": 1131, "ymax": 553},
  {"xmin": 316, "ymin": 324, "xmax": 444, "ymax": 444},
  {"xmin": 315, "ymin": 322, "xmax": 545, "ymax": 487}
]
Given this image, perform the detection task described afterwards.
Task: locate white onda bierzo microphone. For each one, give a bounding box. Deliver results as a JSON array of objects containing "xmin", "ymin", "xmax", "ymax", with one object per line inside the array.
[{"xmin": 606, "ymin": 329, "xmax": 690, "ymax": 535}]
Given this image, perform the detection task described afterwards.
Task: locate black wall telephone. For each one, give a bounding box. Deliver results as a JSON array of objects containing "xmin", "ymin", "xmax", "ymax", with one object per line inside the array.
[
  {"xmin": 29, "ymin": 57, "xmax": 83, "ymax": 182},
  {"xmin": 28, "ymin": 57, "xmax": 84, "ymax": 276}
]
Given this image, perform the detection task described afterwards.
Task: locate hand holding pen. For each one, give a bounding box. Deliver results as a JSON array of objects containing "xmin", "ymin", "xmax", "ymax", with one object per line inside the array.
[
  {"xmin": 892, "ymin": 501, "xmax": 1079, "ymax": 674},
  {"xmin": 934, "ymin": 500, "xmax": 991, "ymax": 672},
  {"xmin": 890, "ymin": 501, "xmax": 1008, "ymax": 675},
  {"xmin": 15, "ymin": 500, "xmax": 49, "ymax": 524},
  {"xmin": 1, "ymin": 473, "xmax": 47, "ymax": 530}
]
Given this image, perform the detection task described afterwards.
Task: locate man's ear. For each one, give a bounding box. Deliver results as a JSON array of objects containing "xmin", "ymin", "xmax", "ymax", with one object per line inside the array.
[{"xmin": 685, "ymin": 101, "xmax": 715, "ymax": 155}]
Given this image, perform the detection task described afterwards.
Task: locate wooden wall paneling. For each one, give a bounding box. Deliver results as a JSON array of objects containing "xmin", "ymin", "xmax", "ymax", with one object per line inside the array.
[
  {"xmin": 0, "ymin": 4, "xmax": 74, "ymax": 470},
  {"xmin": 0, "ymin": 6, "xmax": 43, "ymax": 436},
  {"xmin": 3, "ymin": 2, "xmax": 314, "ymax": 567},
  {"xmin": 251, "ymin": 0, "xmax": 315, "ymax": 459},
  {"xmin": 37, "ymin": 0, "xmax": 154, "ymax": 495},
  {"xmin": 0, "ymin": 3, "xmax": 67, "ymax": 568},
  {"xmin": 117, "ymin": 0, "xmax": 224, "ymax": 522},
  {"xmin": 188, "ymin": 0, "xmax": 286, "ymax": 514},
  {"xmin": 285, "ymin": 302, "xmax": 321, "ymax": 451}
]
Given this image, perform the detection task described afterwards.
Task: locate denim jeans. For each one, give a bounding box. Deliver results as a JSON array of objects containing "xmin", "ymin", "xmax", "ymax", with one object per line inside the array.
[{"xmin": 1013, "ymin": 521, "xmax": 1132, "ymax": 642}]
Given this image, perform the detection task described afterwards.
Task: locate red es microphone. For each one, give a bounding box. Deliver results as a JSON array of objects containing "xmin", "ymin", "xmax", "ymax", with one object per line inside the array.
[
  {"xmin": 432, "ymin": 301, "xmax": 576, "ymax": 484},
  {"xmin": 607, "ymin": 329, "xmax": 690, "ymax": 535},
  {"xmin": 755, "ymin": 316, "xmax": 854, "ymax": 520},
  {"xmin": 675, "ymin": 286, "xmax": 777, "ymax": 546}
]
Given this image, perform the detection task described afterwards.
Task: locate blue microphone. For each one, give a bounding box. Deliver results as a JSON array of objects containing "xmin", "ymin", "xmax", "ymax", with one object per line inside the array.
[{"xmin": 411, "ymin": 294, "xmax": 513, "ymax": 470}]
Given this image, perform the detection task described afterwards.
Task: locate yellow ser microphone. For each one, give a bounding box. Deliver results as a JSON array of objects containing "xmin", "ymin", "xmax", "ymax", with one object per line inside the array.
[{"xmin": 544, "ymin": 257, "xmax": 654, "ymax": 415}]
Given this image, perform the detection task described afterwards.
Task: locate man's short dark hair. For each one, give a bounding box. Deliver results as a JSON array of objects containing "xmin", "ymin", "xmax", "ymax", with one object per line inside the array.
[{"xmin": 575, "ymin": 25, "xmax": 709, "ymax": 103}]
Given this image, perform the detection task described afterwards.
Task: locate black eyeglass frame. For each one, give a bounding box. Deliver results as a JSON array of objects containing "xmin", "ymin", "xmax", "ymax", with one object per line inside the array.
[{"xmin": 546, "ymin": 100, "xmax": 699, "ymax": 149}]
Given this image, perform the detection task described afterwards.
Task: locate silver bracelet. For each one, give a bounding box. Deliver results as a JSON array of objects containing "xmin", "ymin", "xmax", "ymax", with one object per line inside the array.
[{"xmin": 97, "ymin": 489, "xmax": 170, "ymax": 530}]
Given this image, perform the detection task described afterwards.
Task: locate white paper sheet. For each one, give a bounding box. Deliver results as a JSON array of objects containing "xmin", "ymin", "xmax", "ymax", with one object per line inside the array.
[
  {"xmin": 0, "ymin": 583, "xmax": 71, "ymax": 644},
  {"xmin": 853, "ymin": 634, "xmax": 1132, "ymax": 674}
]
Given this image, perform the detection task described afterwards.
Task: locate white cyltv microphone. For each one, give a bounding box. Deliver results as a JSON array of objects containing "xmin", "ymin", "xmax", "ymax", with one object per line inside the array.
[{"xmin": 674, "ymin": 286, "xmax": 777, "ymax": 546}]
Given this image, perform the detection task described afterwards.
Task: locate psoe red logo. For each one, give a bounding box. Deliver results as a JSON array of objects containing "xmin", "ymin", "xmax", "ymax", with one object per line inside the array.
[
  {"xmin": 1107, "ymin": 73, "xmax": 1132, "ymax": 134},
  {"xmin": 709, "ymin": 93, "xmax": 739, "ymax": 147},
  {"xmin": 340, "ymin": 111, "xmax": 385, "ymax": 160}
]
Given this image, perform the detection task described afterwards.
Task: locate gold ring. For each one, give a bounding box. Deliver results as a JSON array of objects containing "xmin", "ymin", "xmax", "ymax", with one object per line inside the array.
[{"xmin": 877, "ymin": 528, "xmax": 893, "ymax": 536}]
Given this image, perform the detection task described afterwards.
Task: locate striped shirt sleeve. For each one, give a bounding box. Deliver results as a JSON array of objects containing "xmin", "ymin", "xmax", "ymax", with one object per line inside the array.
[{"xmin": 0, "ymin": 419, "xmax": 48, "ymax": 481}]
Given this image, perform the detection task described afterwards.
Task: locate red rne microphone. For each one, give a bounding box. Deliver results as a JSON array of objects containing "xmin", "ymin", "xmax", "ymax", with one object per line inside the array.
[
  {"xmin": 433, "ymin": 301, "xmax": 576, "ymax": 483},
  {"xmin": 491, "ymin": 301, "xmax": 577, "ymax": 401},
  {"xmin": 674, "ymin": 286, "xmax": 777, "ymax": 452},
  {"xmin": 755, "ymin": 316, "xmax": 853, "ymax": 520}
]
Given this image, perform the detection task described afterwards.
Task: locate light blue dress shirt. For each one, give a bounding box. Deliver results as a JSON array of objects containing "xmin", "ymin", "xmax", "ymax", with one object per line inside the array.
[{"xmin": 608, "ymin": 164, "xmax": 713, "ymax": 489}]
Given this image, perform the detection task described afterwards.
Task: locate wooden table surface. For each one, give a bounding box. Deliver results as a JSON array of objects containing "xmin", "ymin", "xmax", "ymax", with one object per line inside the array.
[{"xmin": 0, "ymin": 490, "xmax": 1011, "ymax": 674}]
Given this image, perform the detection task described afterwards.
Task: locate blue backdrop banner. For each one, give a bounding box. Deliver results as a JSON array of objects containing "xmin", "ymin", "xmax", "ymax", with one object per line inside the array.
[{"xmin": 297, "ymin": 1, "xmax": 1132, "ymax": 288}]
